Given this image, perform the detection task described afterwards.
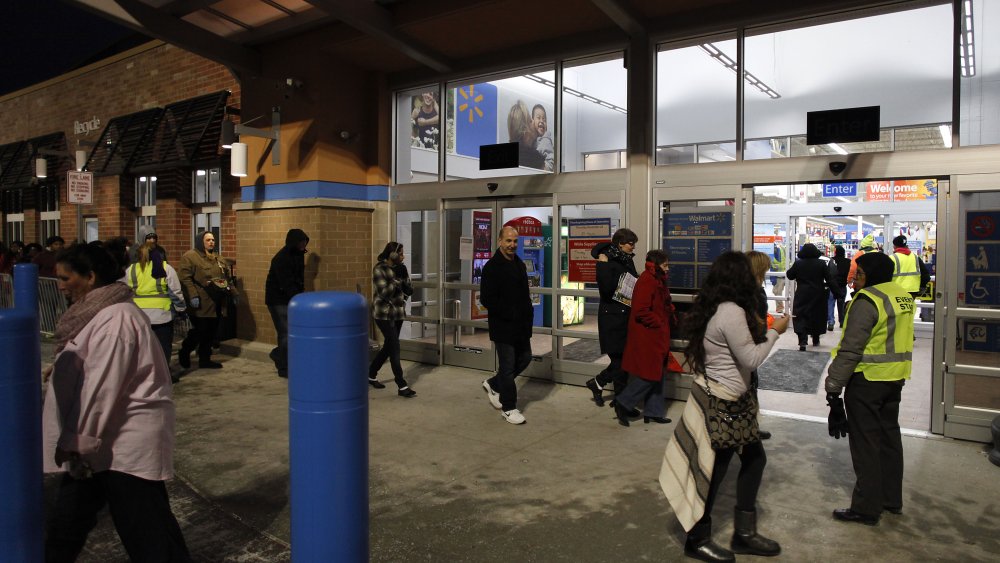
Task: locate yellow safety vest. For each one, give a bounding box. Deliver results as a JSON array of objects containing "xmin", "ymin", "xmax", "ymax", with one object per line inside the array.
[
  {"xmin": 771, "ymin": 246, "xmax": 786, "ymax": 270},
  {"xmin": 891, "ymin": 251, "xmax": 920, "ymax": 292},
  {"xmin": 128, "ymin": 263, "xmax": 172, "ymax": 311},
  {"xmin": 833, "ymin": 282, "xmax": 914, "ymax": 382}
]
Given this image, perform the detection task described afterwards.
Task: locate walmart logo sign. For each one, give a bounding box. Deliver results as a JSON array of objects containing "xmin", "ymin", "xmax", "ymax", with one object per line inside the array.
[{"xmin": 456, "ymin": 83, "xmax": 497, "ymax": 158}]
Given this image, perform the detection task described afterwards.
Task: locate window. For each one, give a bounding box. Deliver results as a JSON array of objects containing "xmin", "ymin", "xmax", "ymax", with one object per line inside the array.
[
  {"xmin": 446, "ymin": 66, "xmax": 556, "ymax": 179},
  {"xmin": 136, "ymin": 175, "xmax": 157, "ymax": 241},
  {"xmin": 960, "ymin": 0, "xmax": 1000, "ymax": 146},
  {"xmin": 744, "ymin": 5, "xmax": 953, "ymax": 158},
  {"xmin": 38, "ymin": 182, "xmax": 60, "ymax": 243},
  {"xmin": 395, "ymin": 86, "xmax": 441, "ymax": 184},
  {"xmin": 562, "ymin": 54, "xmax": 627, "ymax": 172},
  {"xmin": 85, "ymin": 218, "xmax": 99, "ymax": 243},
  {"xmin": 192, "ymin": 168, "xmax": 221, "ymax": 252},
  {"xmin": 656, "ymin": 38, "xmax": 738, "ymax": 164},
  {"xmin": 2, "ymin": 188, "xmax": 24, "ymax": 244}
]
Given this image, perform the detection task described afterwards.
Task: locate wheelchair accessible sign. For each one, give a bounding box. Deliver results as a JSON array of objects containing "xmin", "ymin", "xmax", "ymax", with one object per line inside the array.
[{"xmin": 965, "ymin": 210, "xmax": 1000, "ymax": 306}]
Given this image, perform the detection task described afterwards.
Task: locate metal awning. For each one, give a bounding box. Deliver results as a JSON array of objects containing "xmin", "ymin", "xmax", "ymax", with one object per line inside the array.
[
  {"xmin": 84, "ymin": 107, "xmax": 165, "ymax": 176},
  {"xmin": 129, "ymin": 90, "xmax": 230, "ymax": 173},
  {"xmin": 0, "ymin": 133, "xmax": 65, "ymax": 190}
]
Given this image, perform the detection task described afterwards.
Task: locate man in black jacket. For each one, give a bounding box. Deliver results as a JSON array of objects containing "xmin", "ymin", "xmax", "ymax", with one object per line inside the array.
[
  {"xmin": 265, "ymin": 229, "xmax": 309, "ymax": 377},
  {"xmin": 479, "ymin": 226, "xmax": 533, "ymax": 425}
]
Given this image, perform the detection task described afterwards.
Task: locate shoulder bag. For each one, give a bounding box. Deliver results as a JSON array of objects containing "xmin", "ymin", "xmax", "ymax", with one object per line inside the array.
[{"xmin": 702, "ymin": 376, "xmax": 760, "ymax": 450}]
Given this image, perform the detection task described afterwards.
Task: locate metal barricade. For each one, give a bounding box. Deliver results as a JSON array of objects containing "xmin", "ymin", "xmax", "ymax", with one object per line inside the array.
[
  {"xmin": 38, "ymin": 277, "xmax": 68, "ymax": 335},
  {"xmin": 0, "ymin": 273, "xmax": 69, "ymax": 335}
]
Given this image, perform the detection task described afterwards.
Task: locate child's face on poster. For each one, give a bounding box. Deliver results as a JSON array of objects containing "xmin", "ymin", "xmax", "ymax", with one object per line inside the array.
[{"xmin": 532, "ymin": 107, "xmax": 547, "ymax": 136}]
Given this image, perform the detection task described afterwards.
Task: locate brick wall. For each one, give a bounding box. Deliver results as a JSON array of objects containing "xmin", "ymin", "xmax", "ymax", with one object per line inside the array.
[
  {"xmin": 0, "ymin": 41, "xmax": 241, "ymax": 249},
  {"xmin": 235, "ymin": 203, "xmax": 375, "ymax": 344}
]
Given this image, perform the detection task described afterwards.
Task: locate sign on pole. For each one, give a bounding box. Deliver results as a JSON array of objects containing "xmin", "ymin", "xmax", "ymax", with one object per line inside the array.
[{"xmin": 66, "ymin": 171, "xmax": 93, "ymax": 205}]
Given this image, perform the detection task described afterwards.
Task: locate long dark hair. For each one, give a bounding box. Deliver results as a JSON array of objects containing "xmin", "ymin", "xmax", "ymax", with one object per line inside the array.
[{"xmin": 683, "ymin": 251, "xmax": 763, "ymax": 375}]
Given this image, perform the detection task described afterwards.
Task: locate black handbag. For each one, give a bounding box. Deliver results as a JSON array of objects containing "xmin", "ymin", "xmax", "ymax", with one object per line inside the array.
[{"xmin": 701, "ymin": 377, "xmax": 760, "ymax": 450}]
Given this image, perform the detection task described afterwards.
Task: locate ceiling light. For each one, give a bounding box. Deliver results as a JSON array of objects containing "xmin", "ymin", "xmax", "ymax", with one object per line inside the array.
[
  {"xmin": 939, "ymin": 124, "xmax": 952, "ymax": 148},
  {"xmin": 827, "ymin": 143, "xmax": 848, "ymax": 155}
]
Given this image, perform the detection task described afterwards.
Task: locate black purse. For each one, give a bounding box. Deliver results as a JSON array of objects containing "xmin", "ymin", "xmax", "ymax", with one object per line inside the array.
[{"xmin": 701, "ymin": 377, "xmax": 760, "ymax": 450}]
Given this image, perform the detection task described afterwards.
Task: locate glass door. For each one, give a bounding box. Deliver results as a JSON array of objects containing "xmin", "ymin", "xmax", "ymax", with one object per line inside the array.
[
  {"xmin": 653, "ymin": 185, "xmax": 747, "ymax": 400},
  {"xmin": 394, "ymin": 203, "xmax": 441, "ymax": 364},
  {"xmin": 941, "ymin": 174, "xmax": 1000, "ymax": 441},
  {"xmin": 440, "ymin": 197, "xmax": 554, "ymax": 373}
]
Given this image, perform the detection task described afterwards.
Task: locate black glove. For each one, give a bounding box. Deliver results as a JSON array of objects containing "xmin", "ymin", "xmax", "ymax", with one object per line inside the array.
[
  {"xmin": 826, "ymin": 393, "xmax": 849, "ymax": 439},
  {"xmin": 391, "ymin": 263, "xmax": 409, "ymax": 279}
]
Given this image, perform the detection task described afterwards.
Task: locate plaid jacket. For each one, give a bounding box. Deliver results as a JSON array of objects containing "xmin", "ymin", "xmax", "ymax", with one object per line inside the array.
[{"xmin": 371, "ymin": 260, "xmax": 412, "ymax": 320}]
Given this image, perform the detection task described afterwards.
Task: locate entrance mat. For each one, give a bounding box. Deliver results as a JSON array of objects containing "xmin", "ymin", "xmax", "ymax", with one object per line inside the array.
[
  {"xmin": 560, "ymin": 339, "xmax": 605, "ymax": 363},
  {"xmin": 757, "ymin": 349, "xmax": 830, "ymax": 394}
]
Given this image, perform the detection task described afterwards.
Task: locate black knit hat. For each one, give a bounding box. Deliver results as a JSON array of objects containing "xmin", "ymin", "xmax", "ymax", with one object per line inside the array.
[{"xmin": 856, "ymin": 252, "xmax": 895, "ymax": 286}]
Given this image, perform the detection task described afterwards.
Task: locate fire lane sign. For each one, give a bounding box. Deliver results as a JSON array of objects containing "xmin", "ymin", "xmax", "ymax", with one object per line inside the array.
[{"xmin": 67, "ymin": 171, "xmax": 93, "ymax": 204}]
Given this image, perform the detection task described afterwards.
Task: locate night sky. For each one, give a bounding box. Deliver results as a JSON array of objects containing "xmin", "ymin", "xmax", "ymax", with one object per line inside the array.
[{"xmin": 0, "ymin": 0, "xmax": 144, "ymax": 97}]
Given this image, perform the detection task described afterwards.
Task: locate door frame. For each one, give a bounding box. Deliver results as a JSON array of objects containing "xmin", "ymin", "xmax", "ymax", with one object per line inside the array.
[{"xmin": 940, "ymin": 173, "xmax": 1000, "ymax": 441}]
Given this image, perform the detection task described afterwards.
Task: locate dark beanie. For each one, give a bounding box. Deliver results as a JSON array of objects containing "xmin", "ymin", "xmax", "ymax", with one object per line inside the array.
[
  {"xmin": 892, "ymin": 235, "xmax": 907, "ymax": 248},
  {"xmin": 856, "ymin": 252, "xmax": 895, "ymax": 286}
]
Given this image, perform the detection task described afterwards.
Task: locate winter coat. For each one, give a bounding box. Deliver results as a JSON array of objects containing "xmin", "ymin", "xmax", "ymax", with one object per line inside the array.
[
  {"xmin": 178, "ymin": 247, "xmax": 236, "ymax": 318},
  {"xmin": 786, "ymin": 244, "xmax": 841, "ymax": 336},
  {"xmin": 371, "ymin": 260, "xmax": 413, "ymax": 321},
  {"xmin": 592, "ymin": 242, "xmax": 638, "ymax": 355},
  {"xmin": 479, "ymin": 249, "xmax": 533, "ymax": 345},
  {"xmin": 622, "ymin": 261, "xmax": 674, "ymax": 381},
  {"xmin": 265, "ymin": 229, "xmax": 309, "ymax": 306}
]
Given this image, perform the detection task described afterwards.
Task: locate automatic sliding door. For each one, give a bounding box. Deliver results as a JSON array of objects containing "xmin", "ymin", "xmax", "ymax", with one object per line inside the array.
[
  {"xmin": 395, "ymin": 206, "xmax": 440, "ymax": 364},
  {"xmin": 441, "ymin": 203, "xmax": 495, "ymax": 371}
]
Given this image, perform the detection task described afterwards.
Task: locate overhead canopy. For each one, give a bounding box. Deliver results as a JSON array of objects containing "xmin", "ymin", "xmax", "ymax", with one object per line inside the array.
[{"xmin": 0, "ymin": 133, "xmax": 65, "ymax": 190}]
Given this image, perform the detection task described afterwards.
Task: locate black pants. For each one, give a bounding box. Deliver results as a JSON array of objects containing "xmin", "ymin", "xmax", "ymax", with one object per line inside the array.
[
  {"xmin": 369, "ymin": 319, "xmax": 406, "ymax": 388},
  {"xmin": 594, "ymin": 353, "xmax": 627, "ymax": 395},
  {"xmin": 690, "ymin": 441, "xmax": 766, "ymax": 537},
  {"xmin": 268, "ymin": 304, "xmax": 289, "ymax": 373},
  {"xmin": 151, "ymin": 321, "xmax": 174, "ymax": 365},
  {"xmin": 489, "ymin": 340, "xmax": 532, "ymax": 411},
  {"xmin": 45, "ymin": 471, "xmax": 190, "ymax": 563},
  {"xmin": 181, "ymin": 315, "xmax": 219, "ymax": 363},
  {"xmin": 845, "ymin": 374, "xmax": 905, "ymax": 516}
]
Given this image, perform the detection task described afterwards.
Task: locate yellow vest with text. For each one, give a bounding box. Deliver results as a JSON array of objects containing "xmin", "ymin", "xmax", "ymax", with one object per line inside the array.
[
  {"xmin": 891, "ymin": 251, "xmax": 920, "ymax": 293},
  {"xmin": 129, "ymin": 263, "xmax": 171, "ymax": 311},
  {"xmin": 835, "ymin": 282, "xmax": 914, "ymax": 382}
]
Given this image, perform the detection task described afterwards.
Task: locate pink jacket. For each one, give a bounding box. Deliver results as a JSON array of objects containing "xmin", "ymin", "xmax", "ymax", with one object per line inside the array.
[{"xmin": 43, "ymin": 302, "xmax": 175, "ymax": 481}]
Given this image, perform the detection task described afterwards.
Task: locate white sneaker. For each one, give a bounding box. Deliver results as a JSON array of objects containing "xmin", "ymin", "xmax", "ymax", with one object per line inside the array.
[
  {"xmin": 501, "ymin": 409, "xmax": 526, "ymax": 425},
  {"xmin": 483, "ymin": 380, "xmax": 502, "ymax": 410}
]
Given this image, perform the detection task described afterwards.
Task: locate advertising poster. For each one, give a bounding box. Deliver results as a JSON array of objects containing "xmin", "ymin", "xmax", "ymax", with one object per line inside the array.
[
  {"xmin": 472, "ymin": 211, "xmax": 492, "ymax": 319},
  {"xmin": 567, "ymin": 218, "xmax": 611, "ymax": 283}
]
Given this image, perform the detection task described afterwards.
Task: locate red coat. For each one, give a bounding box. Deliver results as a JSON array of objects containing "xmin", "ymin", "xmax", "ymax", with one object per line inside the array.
[{"xmin": 622, "ymin": 261, "xmax": 673, "ymax": 381}]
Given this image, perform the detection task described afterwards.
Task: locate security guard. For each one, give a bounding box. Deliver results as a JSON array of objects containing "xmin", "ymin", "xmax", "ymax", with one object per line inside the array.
[
  {"xmin": 126, "ymin": 235, "xmax": 186, "ymax": 370},
  {"xmin": 824, "ymin": 252, "xmax": 913, "ymax": 526},
  {"xmin": 890, "ymin": 234, "xmax": 931, "ymax": 297},
  {"xmin": 770, "ymin": 242, "xmax": 787, "ymax": 313}
]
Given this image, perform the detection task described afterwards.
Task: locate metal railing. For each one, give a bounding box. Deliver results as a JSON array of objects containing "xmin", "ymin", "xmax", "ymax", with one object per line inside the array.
[{"xmin": 0, "ymin": 274, "xmax": 68, "ymax": 335}]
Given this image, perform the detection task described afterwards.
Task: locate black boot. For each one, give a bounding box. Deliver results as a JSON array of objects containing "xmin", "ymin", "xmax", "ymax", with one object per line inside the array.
[
  {"xmin": 731, "ymin": 507, "xmax": 781, "ymax": 556},
  {"xmin": 585, "ymin": 378, "xmax": 604, "ymax": 407},
  {"xmin": 612, "ymin": 400, "xmax": 631, "ymax": 427},
  {"xmin": 684, "ymin": 520, "xmax": 734, "ymax": 562}
]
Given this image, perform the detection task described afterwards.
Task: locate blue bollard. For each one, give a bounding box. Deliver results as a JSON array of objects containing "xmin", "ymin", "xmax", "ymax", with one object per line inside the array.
[
  {"xmin": 0, "ymin": 264, "xmax": 43, "ymax": 562},
  {"xmin": 288, "ymin": 291, "xmax": 368, "ymax": 562}
]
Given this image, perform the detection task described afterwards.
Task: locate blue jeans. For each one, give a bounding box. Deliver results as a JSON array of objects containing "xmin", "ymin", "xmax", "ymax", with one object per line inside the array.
[
  {"xmin": 369, "ymin": 319, "xmax": 407, "ymax": 388},
  {"xmin": 267, "ymin": 305, "xmax": 289, "ymax": 372},
  {"xmin": 828, "ymin": 291, "xmax": 845, "ymax": 326},
  {"xmin": 489, "ymin": 341, "xmax": 532, "ymax": 411}
]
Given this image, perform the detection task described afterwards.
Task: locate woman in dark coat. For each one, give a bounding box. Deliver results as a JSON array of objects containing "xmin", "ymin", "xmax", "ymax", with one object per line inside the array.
[
  {"xmin": 613, "ymin": 249, "xmax": 674, "ymax": 427},
  {"xmin": 828, "ymin": 245, "xmax": 851, "ymax": 330},
  {"xmin": 585, "ymin": 228, "xmax": 638, "ymax": 407},
  {"xmin": 786, "ymin": 243, "xmax": 842, "ymax": 351}
]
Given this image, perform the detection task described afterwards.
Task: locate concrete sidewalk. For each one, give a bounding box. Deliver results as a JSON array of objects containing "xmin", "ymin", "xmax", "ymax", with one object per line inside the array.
[{"xmin": 49, "ymin": 341, "xmax": 1000, "ymax": 562}]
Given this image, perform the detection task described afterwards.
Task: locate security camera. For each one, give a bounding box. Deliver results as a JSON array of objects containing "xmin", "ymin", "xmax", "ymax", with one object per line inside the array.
[
  {"xmin": 487, "ymin": 182, "xmax": 498, "ymax": 192},
  {"xmin": 833, "ymin": 206, "xmax": 843, "ymax": 213},
  {"xmin": 829, "ymin": 161, "xmax": 847, "ymax": 175}
]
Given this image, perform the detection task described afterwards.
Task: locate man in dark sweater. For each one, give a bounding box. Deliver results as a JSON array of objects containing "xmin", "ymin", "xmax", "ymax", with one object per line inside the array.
[
  {"xmin": 479, "ymin": 226, "xmax": 534, "ymax": 425},
  {"xmin": 265, "ymin": 229, "xmax": 309, "ymax": 378}
]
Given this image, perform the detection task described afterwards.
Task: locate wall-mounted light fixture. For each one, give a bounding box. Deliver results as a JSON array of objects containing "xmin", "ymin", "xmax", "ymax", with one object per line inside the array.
[
  {"xmin": 226, "ymin": 106, "xmax": 280, "ymax": 178},
  {"xmin": 220, "ymin": 120, "xmax": 236, "ymax": 149},
  {"xmin": 33, "ymin": 145, "xmax": 91, "ymax": 179},
  {"xmin": 35, "ymin": 157, "xmax": 48, "ymax": 178}
]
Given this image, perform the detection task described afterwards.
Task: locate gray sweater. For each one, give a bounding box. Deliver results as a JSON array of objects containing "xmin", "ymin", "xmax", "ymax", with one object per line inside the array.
[{"xmin": 704, "ymin": 302, "xmax": 780, "ymax": 397}]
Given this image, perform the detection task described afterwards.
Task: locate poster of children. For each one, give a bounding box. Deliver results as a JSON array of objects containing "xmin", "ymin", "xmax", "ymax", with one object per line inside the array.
[
  {"xmin": 411, "ymin": 91, "xmax": 440, "ymax": 150},
  {"xmin": 506, "ymin": 99, "xmax": 553, "ymax": 172}
]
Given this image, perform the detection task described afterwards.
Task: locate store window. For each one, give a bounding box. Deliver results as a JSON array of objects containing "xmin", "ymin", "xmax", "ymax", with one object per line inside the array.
[
  {"xmin": 193, "ymin": 168, "xmax": 221, "ymax": 204},
  {"xmin": 655, "ymin": 38, "xmax": 738, "ymax": 164},
  {"xmin": 38, "ymin": 183, "xmax": 60, "ymax": 243},
  {"xmin": 562, "ymin": 54, "xmax": 627, "ymax": 172},
  {"xmin": 136, "ymin": 175, "xmax": 157, "ymax": 241},
  {"xmin": 395, "ymin": 86, "xmax": 441, "ymax": 184},
  {"xmin": 744, "ymin": 4, "xmax": 953, "ymax": 159},
  {"xmin": 445, "ymin": 66, "xmax": 556, "ymax": 179},
  {"xmin": 960, "ymin": 0, "xmax": 1000, "ymax": 147}
]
